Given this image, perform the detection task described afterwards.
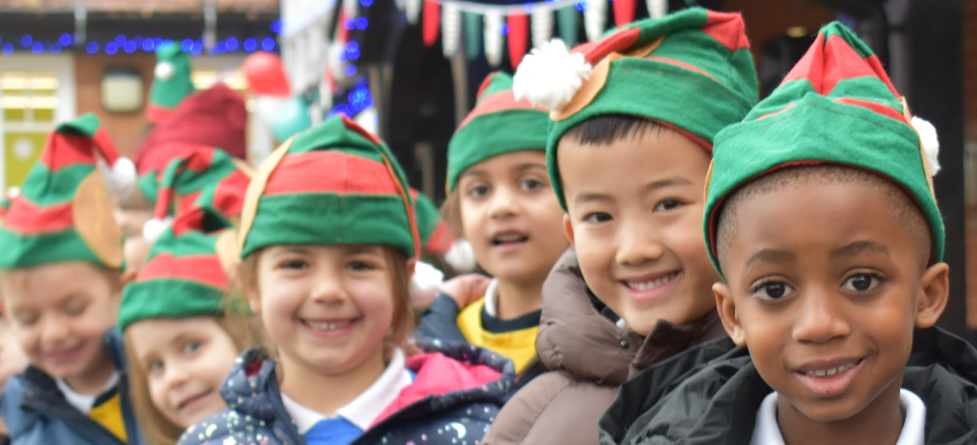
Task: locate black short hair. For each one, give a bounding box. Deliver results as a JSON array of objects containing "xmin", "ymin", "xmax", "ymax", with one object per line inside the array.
[
  {"xmin": 561, "ymin": 114, "xmax": 667, "ymax": 146},
  {"xmin": 715, "ymin": 165, "xmax": 932, "ymax": 270}
]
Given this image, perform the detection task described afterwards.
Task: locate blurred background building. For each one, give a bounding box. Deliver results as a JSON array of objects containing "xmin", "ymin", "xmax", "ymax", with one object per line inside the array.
[{"xmin": 0, "ymin": 0, "xmax": 972, "ymax": 340}]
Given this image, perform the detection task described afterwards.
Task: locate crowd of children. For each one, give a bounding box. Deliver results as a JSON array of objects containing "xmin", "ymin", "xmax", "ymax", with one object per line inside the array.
[{"xmin": 0, "ymin": 6, "xmax": 971, "ymax": 445}]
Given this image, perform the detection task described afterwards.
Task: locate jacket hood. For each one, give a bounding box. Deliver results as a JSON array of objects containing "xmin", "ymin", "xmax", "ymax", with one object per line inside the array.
[
  {"xmin": 599, "ymin": 327, "xmax": 977, "ymax": 445},
  {"xmin": 536, "ymin": 248, "xmax": 726, "ymax": 385}
]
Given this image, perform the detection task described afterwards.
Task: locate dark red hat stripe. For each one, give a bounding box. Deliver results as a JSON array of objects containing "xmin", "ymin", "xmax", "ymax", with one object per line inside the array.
[
  {"xmin": 647, "ymin": 57, "xmax": 722, "ymax": 84},
  {"xmin": 212, "ymin": 171, "xmax": 249, "ymax": 217},
  {"xmin": 40, "ymin": 133, "xmax": 98, "ymax": 171},
  {"xmin": 3, "ymin": 199, "xmax": 74, "ymax": 234},
  {"xmin": 703, "ymin": 11, "xmax": 750, "ymax": 52},
  {"xmin": 458, "ymin": 91, "xmax": 548, "ymax": 129},
  {"xmin": 264, "ymin": 151, "xmax": 400, "ymax": 196},
  {"xmin": 137, "ymin": 253, "xmax": 229, "ymax": 289},
  {"xmin": 821, "ymin": 34, "xmax": 882, "ymax": 96}
]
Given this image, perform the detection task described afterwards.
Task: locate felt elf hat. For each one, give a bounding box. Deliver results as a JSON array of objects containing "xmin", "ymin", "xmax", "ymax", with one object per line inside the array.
[
  {"xmin": 513, "ymin": 8, "xmax": 759, "ymax": 210},
  {"xmin": 0, "ymin": 113, "xmax": 132, "ymax": 270},
  {"xmin": 118, "ymin": 205, "xmax": 239, "ymax": 332},
  {"xmin": 135, "ymin": 83, "xmax": 248, "ymax": 174},
  {"xmin": 410, "ymin": 188, "xmax": 454, "ymax": 254},
  {"xmin": 446, "ymin": 71, "xmax": 550, "ymax": 192},
  {"xmin": 147, "ymin": 43, "xmax": 195, "ymax": 124},
  {"xmin": 239, "ymin": 115, "xmax": 419, "ymax": 258},
  {"xmin": 703, "ymin": 22, "xmax": 944, "ymax": 277},
  {"xmin": 142, "ymin": 147, "xmax": 253, "ymax": 242}
]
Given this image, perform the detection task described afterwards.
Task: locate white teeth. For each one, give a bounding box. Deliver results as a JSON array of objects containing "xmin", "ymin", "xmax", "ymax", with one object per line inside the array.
[
  {"xmin": 803, "ymin": 361, "xmax": 858, "ymax": 377},
  {"xmin": 494, "ymin": 233, "xmax": 526, "ymax": 243},
  {"xmin": 304, "ymin": 320, "xmax": 352, "ymax": 331},
  {"xmin": 626, "ymin": 273, "xmax": 677, "ymax": 291}
]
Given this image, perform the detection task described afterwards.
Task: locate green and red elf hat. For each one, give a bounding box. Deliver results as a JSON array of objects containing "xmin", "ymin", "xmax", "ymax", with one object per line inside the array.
[
  {"xmin": 703, "ymin": 22, "xmax": 944, "ymax": 277},
  {"xmin": 410, "ymin": 188, "xmax": 454, "ymax": 254},
  {"xmin": 446, "ymin": 71, "xmax": 550, "ymax": 193},
  {"xmin": 141, "ymin": 147, "xmax": 253, "ymax": 243},
  {"xmin": 513, "ymin": 8, "xmax": 759, "ymax": 210},
  {"xmin": 238, "ymin": 115, "xmax": 420, "ymax": 259},
  {"xmin": 0, "ymin": 113, "xmax": 134, "ymax": 270},
  {"xmin": 147, "ymin": 44, "xmax": 195, "ymax": 124},
  {"xmin": 118, "ymin": 206, "xmax": 239, "ymax": 332}
]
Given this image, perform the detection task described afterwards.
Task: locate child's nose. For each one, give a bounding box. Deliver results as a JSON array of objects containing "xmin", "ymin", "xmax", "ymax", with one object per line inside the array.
[
  {"xmin": 39, "ymin": 318, "xmax": 69, "ymax": 344},
  {"xmin": 309, "ymin": 271, "xmax": 348, "ymax": 304},
  {"xmin": 615, "ymin": 223, "xmax": 665, "ymax": 266},
  {"xmin": 792, "ymin": 290, "xmax": 851, "ymax": 344},
  {"xmin": 488, "ymin": 186, "xmax": 518, "ymax": 219}
]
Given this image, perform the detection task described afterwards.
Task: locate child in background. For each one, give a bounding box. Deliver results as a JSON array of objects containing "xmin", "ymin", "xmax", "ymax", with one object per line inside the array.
[
  {"xmin": 0, "ymin": 114, "xmax": 144, "ymax": 445},
  {"xmin": 178, "ymin": 116, "xmax": 513, "ymax": 445},
  {"xmin": 414, "ymin": 72, "xmax": 567, "ymax": 388},
  {"xmin": 120, "ymin": 204, "xmax": 264, "ymax": 445},
  {"xmin": 482, "ymin": 10, "xmax": 758, "ymax": 445},
  {"xmin": 599, "ymin": 22, "xmax": 976, "ymax": 445}
]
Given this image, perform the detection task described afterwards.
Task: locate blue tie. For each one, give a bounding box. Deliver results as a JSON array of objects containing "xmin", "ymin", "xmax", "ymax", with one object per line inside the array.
[{"xmin": 304, "ymin": 417, "xmax": 363, "ymax": 445}]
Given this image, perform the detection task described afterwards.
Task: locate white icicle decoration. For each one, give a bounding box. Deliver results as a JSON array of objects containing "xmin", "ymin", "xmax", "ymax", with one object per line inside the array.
[
  {"xmin": 531, "ymin": 9, "xmax": 553, "ymax": 49},
  {"xmin": 584, "ymin": 0, "xmax": 606, "ymax": 43},
  {"xmin": 513, "ymin": 38, "xmax": 592, "ymax": 111},
  {"xmin": 484, "ymin": 12, "xmax": 504, "ymax": 67},
  {"xmin": 442, "ymin": 3, "xmax": 462, "ymax": 56},
  {"xmin": 343, "ymin": 0, "xmax": 358, "ymax": 22},
  {"xmin": 406, "ymin": 0, "xmax": 422, "ymax": 25},
  {"xmin": 912, "ymin": 116, "xmax": 941, "ymax": 176},
  {"xmin": 647, "ymin": 0, "xmax": 667, "ymax": 18}
]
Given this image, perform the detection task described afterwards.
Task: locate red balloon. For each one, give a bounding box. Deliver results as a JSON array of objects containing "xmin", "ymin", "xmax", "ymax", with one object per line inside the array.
[{"xmin": 243, "ymin": 52, "xmax": 291, "ymax": 97}]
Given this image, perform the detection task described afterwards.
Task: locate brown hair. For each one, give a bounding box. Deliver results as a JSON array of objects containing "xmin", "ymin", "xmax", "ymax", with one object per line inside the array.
[
  {"xmin": 238, "ymin": 245, "xmax": 416, "ymax": 360},
  {"xmin": 125, "ymin": 315, "xmax": 266, "ymax": 445},
  {"xmin": 440, "ymin": 189, "xmax": 464, "ymax": 240},
  {"xmin": 113, "ymin": 187, "xmax": 154, "ymax": 212},
  {"xmin": 0, "ymin": 264, "xmax": 123, "ymax": 307}
]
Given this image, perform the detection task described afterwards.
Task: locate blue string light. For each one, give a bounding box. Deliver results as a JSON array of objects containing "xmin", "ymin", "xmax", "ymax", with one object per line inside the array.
[
  {"xmin": 501, "ymin": 23, "xmax": 510, "ymax": 35},
  {"xmin": 49, "ymin": 43, "xmax": 61, "ymax": 54},
  {"xmin": 190, "ymin": 40, "xmax": 203, "ymax": 55},
  {"xmin": 86, "ymin": 41, "xmax": 99, "ymax": 54},
  {"xmin": 524, "ymin": 2, "xmax": 535, "ymax": 13},
  {"xmin": 59, "ymin": 33, "xmax": 72, "ymax": 46},
  {"xmin": 361, "ymin": 0, "xmax": 373, "ymax": 6},
  {"xmin": 115, "ymin": 34, "xmax": 127, "ymax": 45},
  {"xmin": 142, "ymin": 39, "xmax": 155, "ymax": 51},
  {"xmin": 124, "ymin": 40, "xmax": 137, "ymax": 53},
  {"xmin": 1, "ymin": 43, "xmax": 12, "ymax": 55},
  {"xmin": 244, "ymin": 38, "xmax": 257, "ymax": 52},
  {"xmin": 226, "ymin": 37, "xmax": 239, "ymax": 51},
  {"xmin": 270, "ymin": 20, "xmax": 283, "ymax": 34},
  {"xmin": 344, "ymin": 18, "xmax": 356, "ymax": 30},
  {"xmin": 20, "ymin": 35, "xmax": 32, "ymax": 47},
  {"xmin": 261, "ymin": 37, "xmax": 275, "ymax": 51},
  {"xmin": 345, "ymin": 65, "xmax": 357, "ymax": 76},
  {"xmin": 575, "ymin": 1, "xmax": 586, "ymax": 11},
  {"xmin": 30, "ymin": 41, "xmax": 42, "ymax": 54},
  {"xmin": 355, "ymin": 17, "xmax": 368, "ymax": 29},
  {"xmin": 181, "ymin": 38, "xmax": 193, "ymax": 52},
  {"xmin": 0, "ymin": 30, "xmax": 277, "ymax": 55},
  {"xmin": 105, "ymin": 42, "xmax": 118, "ymax": 55}
]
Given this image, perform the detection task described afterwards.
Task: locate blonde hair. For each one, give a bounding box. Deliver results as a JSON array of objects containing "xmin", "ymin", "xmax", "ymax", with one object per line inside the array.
[
  {"xmin": 238, "ymin": 245, "xmax": 416, "ymax": 360},
  {"xmin": 125, "ymin": 314, "xmax": 266, "ymax": 445}
]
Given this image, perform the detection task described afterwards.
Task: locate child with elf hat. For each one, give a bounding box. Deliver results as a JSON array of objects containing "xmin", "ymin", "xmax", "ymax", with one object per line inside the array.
[
  {"xmin": 119, "ymin": 202, "xmax": 266, "ymax": 445},
  {"xmin": 477, "ymin": 8, "xmax": 758, "ymax": 445},
  {"xmin": 178, "ymin": 115, "xmax": 514, "ymax": 445},
  {"xmin": 413, "ymin": 71, "xmax": 568, "ymax": 391},
  {"xmin": 597, "ymin": 22, "xmax": 977, "ymax": 445},
  {"xmin": 0, "ymin": 114, "xmax": 144, "ymax": 445}
]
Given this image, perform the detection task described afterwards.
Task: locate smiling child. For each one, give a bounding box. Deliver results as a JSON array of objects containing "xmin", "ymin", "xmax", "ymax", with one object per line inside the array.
[
  {"xmin": 178, "ymin": 116, "xmax": 514, "ymax": 445},
  {"xmin": 598, "ymin": 22, "xmax": 977, "ymax": 445}
]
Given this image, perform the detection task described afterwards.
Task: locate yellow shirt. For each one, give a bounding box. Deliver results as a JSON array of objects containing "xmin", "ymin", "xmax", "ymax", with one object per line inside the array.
[
  {"xmin": 89, "ymin": 392, "xmax": 128, "ymax": 442},
  {"xmin": 457, "ymin": 298, "xmax": 540, "ymax": 374}
]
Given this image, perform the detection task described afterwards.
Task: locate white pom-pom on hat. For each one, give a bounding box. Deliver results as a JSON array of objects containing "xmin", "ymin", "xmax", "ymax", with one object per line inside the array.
[
  {"xmin": 911, "ymin": 116, "xmax": 941, "ymax": 176},
  {"xmin": 154, "ymin": 61, "xmax": 175, "ymax": 81},
  {"xmin": 513, "ymin": 39, "xmax": 592, "ymax": 111},
  {"xmin": 444, "ymin": 239, "xmax": 477, "ymax": 273},
  {"xmin": 99, "ymin": 157, "xmax": 138, "ymax": 197},
  {"xmin": 409, "ymin": 261, "xmax": 445, "ymax": 307},
  {"xmin": 142, "ymin": 217, "xmax": 173, "ymax": 243}
]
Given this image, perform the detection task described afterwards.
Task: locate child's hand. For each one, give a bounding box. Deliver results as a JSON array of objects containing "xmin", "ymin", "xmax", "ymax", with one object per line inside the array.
[{"xmin": 441, "ymin": 274, "xmax": 491, "ymax": 309}]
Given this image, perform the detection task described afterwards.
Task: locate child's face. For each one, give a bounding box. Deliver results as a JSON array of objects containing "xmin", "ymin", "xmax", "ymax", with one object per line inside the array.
[
  {"xmin": 114, "ymin": 208, "xmax": 152, "ymax": 280},
  {"xmin": 714, "ymin": 180, "xmax": 948, "ymax": 423},
  {"xmin": 127, "ymin": 317, "xmax": 238, "ymax": 428},
  {"xmin": 249, "ymin": 245, "xmax": 398, "ymax": 375},
  {"xmin": 457, "ymin": 150, "xmax": 567, "ymax": 286},
  {"xmin": 558, "ymin": 130, "xmax": 718, "ymax": 335},
  {"xmin": 0, "ymin": 262, "xmax": 120, "ymax": 381}
]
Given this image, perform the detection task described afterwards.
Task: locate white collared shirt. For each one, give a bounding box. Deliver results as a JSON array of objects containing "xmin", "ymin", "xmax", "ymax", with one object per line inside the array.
[
  {"xmin": 56, "ymin": 371, "xmax": 121, "ymax": 415},
  {"xmin": 282, "ymin": 348, "xmax": 414, "ymax": 434},
  {"xmin": 751, "ymin": 389, "xmax": 926, "ymax": 445}
]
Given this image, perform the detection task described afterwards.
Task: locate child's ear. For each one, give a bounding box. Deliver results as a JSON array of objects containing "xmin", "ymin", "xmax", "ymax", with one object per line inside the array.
[
  {"xmin": 405, "ymin": 257, "xmax": 417, "ymax": 277},
  {"xmin": 915, "ymin": 262, "xmax": 950, "ymax": 328},
  {"xmin": 120, "ymin": 269, "xmax": 137, "ymax": 287},
  {"xmin": 714, "ymin": 282, "xmax": 746, "ymax": 346},
  {"xmin": 562, "ymin": 214, "xmax": 574, "ymax": 247},
  {"xmin": 244, "ymin": 286, "xmax": 262, "ymax": 315}
]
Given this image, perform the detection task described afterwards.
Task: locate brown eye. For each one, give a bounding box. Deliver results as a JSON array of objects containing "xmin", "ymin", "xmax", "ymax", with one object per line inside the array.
[
  {"xmin": 752, "ymin": 281, "xmax": 795, "ymax": 301},
  {"xmin": 843, "ymin": 274, "xmax": 881, "ymax": 293}
]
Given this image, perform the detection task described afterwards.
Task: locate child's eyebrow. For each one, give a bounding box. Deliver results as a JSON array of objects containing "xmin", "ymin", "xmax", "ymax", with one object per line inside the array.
[
  {"xmin": 745, "ymin": 249, "xmax": 795, "ymax": 269},
  {"xmin": 512, "ymin": 163, "xmax": 547, "ymax": 172},
  {"xmin": 573, "ymin": 192, "xmax": 613, "ymax": 206},
  {"xmin": 644, "ymin": 176, "xmax": 693, "ymax": 192},
  {"xmin": 830, "ymin": 240, "xmax": 890, "ymax": 258}
]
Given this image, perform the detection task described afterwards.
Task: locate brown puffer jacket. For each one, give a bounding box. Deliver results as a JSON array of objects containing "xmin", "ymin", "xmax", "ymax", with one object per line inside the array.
[{"xmin": 482, "ymin": 247, "xmax": 726, "ymax": 445}]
